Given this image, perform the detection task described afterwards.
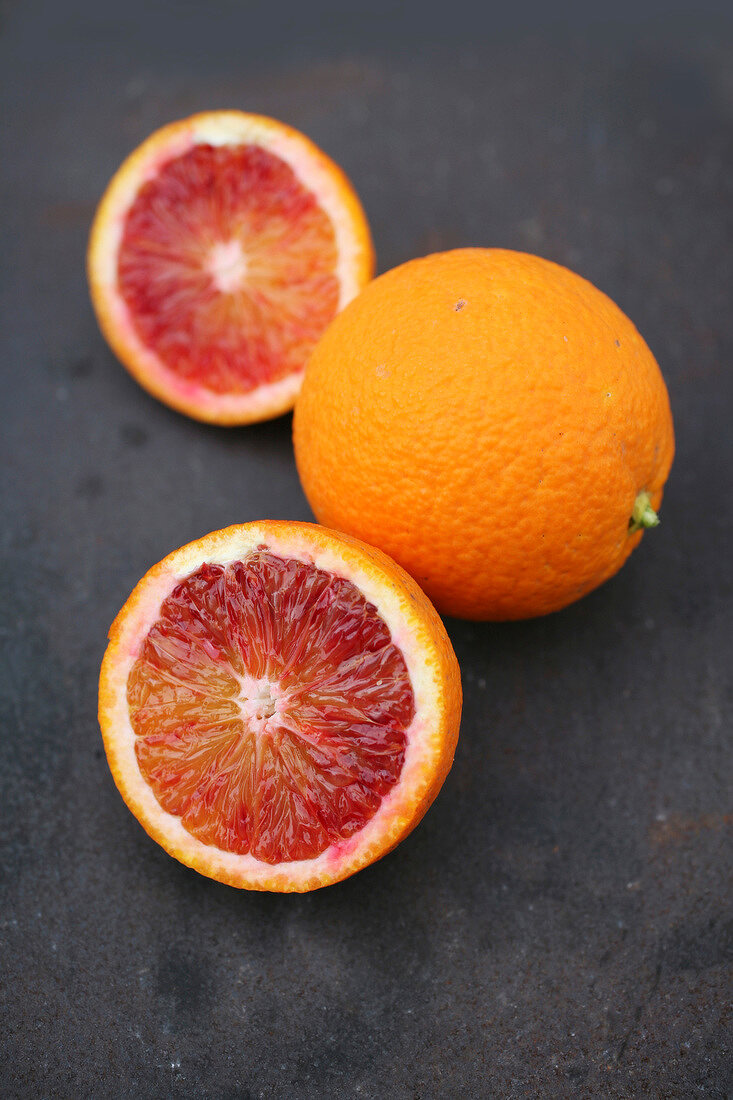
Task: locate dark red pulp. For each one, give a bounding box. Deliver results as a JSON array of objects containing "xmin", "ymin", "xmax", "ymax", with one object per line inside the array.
[
  {"xmin": 118, "ymin": 143, "xmax": 340, "ymax": 395},
  {"xmin": 128, "ymin": 551, "xmax": 414, "ymax": 863}
]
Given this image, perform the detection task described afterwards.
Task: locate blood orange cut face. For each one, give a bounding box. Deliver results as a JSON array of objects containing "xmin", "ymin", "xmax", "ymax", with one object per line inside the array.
[
  {"xmin": 99, "ymin": 523, "xmax": 462, "ymax": 891},
  {"xmin": 128, "ymin": 552, "xmax": 414, "ymax": 864},
  {"xmin": 118, "ymin": 146, "xmax": 339, "ymax": 397},
  {"xmin": 87, "ymin": 113, "xmax": 374, "ymax": 424}
]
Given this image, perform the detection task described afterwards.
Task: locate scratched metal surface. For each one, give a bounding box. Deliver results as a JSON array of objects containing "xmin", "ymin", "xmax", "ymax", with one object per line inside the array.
[{"xmin": 1, "ymin": 0, "xmax": 731, "ymax": 1096}]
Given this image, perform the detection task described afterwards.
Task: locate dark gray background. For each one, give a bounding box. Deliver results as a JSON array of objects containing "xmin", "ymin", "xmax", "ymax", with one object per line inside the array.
[{"xmin": 1, "ymin": 1, "xmax": 731, "ymax": 1096}]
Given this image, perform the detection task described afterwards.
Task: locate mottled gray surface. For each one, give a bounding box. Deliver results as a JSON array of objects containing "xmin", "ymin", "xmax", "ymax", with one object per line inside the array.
[{"xmin": 1, "ymin": 1, "xmax": 731, "ymax": 1097}]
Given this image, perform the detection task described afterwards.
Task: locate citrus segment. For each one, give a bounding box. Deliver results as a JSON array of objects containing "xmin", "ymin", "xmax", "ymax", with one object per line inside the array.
[
  {"xmin": 99, "ymin": 523, "xmax": 462, "ymax": 891},
  {"xmin": 128, "ymin": 552, "xmax": 413, "ymax": 863},
  {"xmin": 118, "ymin": 145, "xmax": 339, "ymax": 396},
  {"xmin": 88, "ymin": 112, "xmax": 374, "ymax": 424}
]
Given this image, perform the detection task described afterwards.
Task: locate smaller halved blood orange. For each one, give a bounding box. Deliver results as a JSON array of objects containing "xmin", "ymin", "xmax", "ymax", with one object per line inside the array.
[
  {"xmin": 99, "ymin": 522, "xmax": 462, "ymax": 891},
  {"xmin": 87, "ymin": 112, "xmax": 374, "ymax": 424}
]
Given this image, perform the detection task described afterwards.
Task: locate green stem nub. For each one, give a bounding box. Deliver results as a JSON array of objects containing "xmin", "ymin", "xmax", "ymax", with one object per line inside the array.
[{"xmin": 629, "ymin": 491, "xmax": 660, "ymax": 533}]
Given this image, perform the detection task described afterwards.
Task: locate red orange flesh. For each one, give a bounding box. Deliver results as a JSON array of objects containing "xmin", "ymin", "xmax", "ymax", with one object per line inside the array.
[
  {"xmin": 99, "ymin": 523, "xmax": 462, "ymax": 891},
  {"xmin": 88, "ymin": 112, "xmax": 374, "ymax": 424},
  {"xmin": 130, "ymin": 551, "xmax": 414, "ymax": 864}
]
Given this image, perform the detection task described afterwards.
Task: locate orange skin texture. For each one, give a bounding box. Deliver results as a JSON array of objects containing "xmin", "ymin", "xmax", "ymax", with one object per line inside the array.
[
  {"xmin": 99, "ymin": 522, "xmax": 462, "ymax": 891},
  {"xmin": 294, "ymin": 249, "xmax": 675, "ymax": 620}
]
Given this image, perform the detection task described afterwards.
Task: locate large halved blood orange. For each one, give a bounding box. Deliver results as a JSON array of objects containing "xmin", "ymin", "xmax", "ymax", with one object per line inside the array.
[
  {"xmin": 87, "ymin": 112, "xmax": 374, "ymax": 424},
  {"xmin": 99, "ymin": 522, "xmax": 462, "ymax": 891}
]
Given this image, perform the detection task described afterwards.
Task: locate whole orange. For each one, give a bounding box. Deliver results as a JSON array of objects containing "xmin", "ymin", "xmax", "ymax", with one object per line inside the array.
[{"xmin": 293, "ymin": 249, "xmax": 675, "ymax": 620}]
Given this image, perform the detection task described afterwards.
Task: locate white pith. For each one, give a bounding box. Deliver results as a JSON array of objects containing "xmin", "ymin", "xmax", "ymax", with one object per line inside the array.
[
  {"xmin": 100, "ymin": 525, "xmax": 449, "ymax": 891},
  {"xmin": 207, "ymin": 238, "xmax": 249, "ymax": 294},
  {"xmin": 89, "ymin": 112, "xmax": 370, "ymax": 420},
  {"xmin": 235, "ymin": 673, "xmax": 285, "ymax": 734}
]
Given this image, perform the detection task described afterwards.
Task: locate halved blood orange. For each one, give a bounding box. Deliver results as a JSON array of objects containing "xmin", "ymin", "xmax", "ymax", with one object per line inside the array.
[
  {"xmin": 99, "ymin": 522, "xmax": 462, "ymax": 891},
  {"xmin": 87, "ymin": 112, "xmax": 374, "ymax": 424}
]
